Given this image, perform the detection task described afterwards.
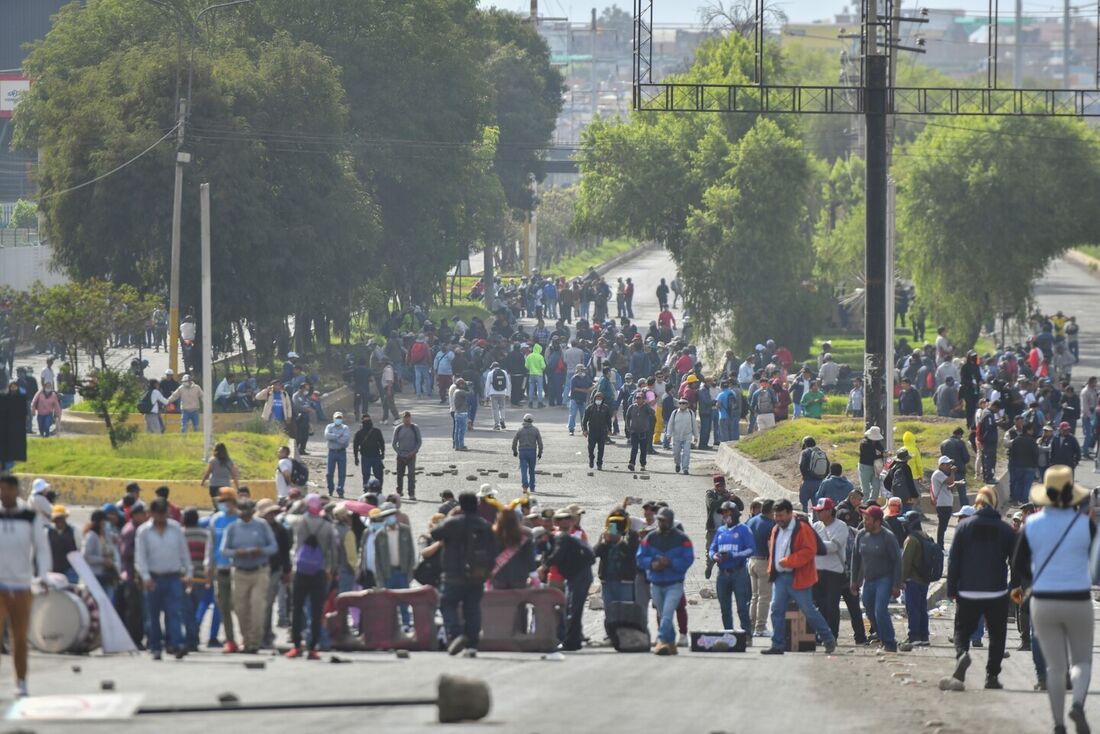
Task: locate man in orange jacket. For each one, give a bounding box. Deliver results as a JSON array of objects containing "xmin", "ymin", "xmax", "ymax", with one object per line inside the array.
[{"xmin": 761, "ymin": 499, "xmax": 837, "ymax": 655}]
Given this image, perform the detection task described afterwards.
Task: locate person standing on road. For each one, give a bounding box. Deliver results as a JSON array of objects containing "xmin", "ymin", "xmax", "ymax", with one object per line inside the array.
[
  {"xmin": 201, "ymin": 443, "xmax": 240, "ymax": 512},
  {"xmin": 582, "ymin": 391, "xmax": 614, "ymax": 470},
  {"xmin": 858, "ymin": 426, "xmax": 886, "ymax": 500},
  {"xmin": 946, "ymin": 487, "xmax": 1016, "ymax": 690},
  {"xmin": 850, "ymin": 504, "xmax": 902, "ymax": 653},
  {"xmin": 811, "ymin": 498, "xmax": 848, "ymax": 643},
  {"xmin": 292, "ymin": 384, "xmax": 312, "ymax": 456},
  {"xmin": 431, "ymin": 492, "xmax": 496, "ymax": 657},
  {"xmin": 391, "ymin": 412, "xmax": 422, "ymax": 500},
  {"xmin": 353, "ymin": 416, "xmax": 385, "ymax": 491},
  {"xmin": 762, "ymin": 499, "xmax": 837, "ymax": 655},
  {"xmin": 930, "ymin": 456, "xmax": 960, "ymax": 548},
  {"xmin": 656, "ymin": 278, "xmax": 670, "ymax": 311},
  {"xmin": 134, "ymin": 498, "xmax": 190, "ymax": 660},
  {"xmin": 710, "ymin": 502, "xmax": 754, "ymax": 634},
  {"xmin": 1014, "ymin": 466, "xmax": 1093, "ymax": 734},
  {"xmin": 323, "ymin": 412, "xmax": 352, "ymax": 498},
  {"xmin": 525, "ymin": 344, "xmax": 546, "ymax": 409},
  {"xmin": 663, "ymin": 397, "xmax": 698, "ymax": 475},
  {"xmin": 220, "ymin": 499, "xmax": 277, "ymax": 654},
  {"xmin": 541, "ymin": 509, "xmax": 595, "ymax": 651},
  {"xmin": 977, "ymin": 399, "xmax": 1001, "ymax": 483},
  {"xmin": 0, "ymin": 475, "xmax": 52, "ymax": 697},
  {"xmin": 567, "ymin": 364, "xmax": 593, "ymax": 436},
  {"xmin": 29, "ymin": 381, "xmax": 61, "ymax": 438},
  {"xmin": 256, "ymin": 499, "xmax": 291, "ymax": 650},
  {"xmin": 451, "ymin": 379, "xmax": 470, "ymax": 451},
  {"xmin": 1050, "ymin": 421, "xmax": 1081, "ymax": 476},
  {"xmin": 625, "ymin": 391, "xmax": 656, "ymax": 472},
  {"xmin": 745, "ymin": 499, "xmax": 775, "ymax": 638},
  {"xmin": 636, "ymin": 507, "xmax": 694, "ymax": 656},
  {"xmin": 166, "ymin": 374, "xmax": 203, "ymax": 433},
  {"xmin": 379, "ymin": 358, "xmax": 399, "ymax": 424},
  {"xmin": 484, "ymin": 362, "xmax": 511, "ymax": 431},
  {"xmin": 899, "ymin": 511, "xmax": 933, "ymax": 649},
  {"xmin": 286, "ymin": 494, "xmax": 336, "ymax": 660},
  {"xmin": 512, "ymin": 414, "xmax": 544, "ymax": 493},
  {"xmin": 204, "ymin": 488, "xmax": 240, "ymax": 652},
  {"xmin": 1080, "ymin": 376, "xmax": 1097, "ymax": 459}
]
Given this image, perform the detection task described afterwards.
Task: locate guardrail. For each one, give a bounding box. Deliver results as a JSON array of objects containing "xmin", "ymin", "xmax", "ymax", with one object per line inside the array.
[{"xmin": 0, "ymin": 229, "xmax": 43, "ymax": 248}]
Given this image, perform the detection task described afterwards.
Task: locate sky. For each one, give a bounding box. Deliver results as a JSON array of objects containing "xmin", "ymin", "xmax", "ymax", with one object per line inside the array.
[{"xmin": 487, "ymin": 1, "xmax": 1077, "ymax": 25}]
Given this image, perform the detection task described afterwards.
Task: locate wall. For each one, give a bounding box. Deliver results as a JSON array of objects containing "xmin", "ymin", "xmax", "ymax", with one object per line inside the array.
[{"xmin": 0, "ymin": 243, "xmax": 68, "ymax": 290}]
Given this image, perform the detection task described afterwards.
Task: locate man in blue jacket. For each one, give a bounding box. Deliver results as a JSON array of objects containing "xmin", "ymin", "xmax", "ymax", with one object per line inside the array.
[
  {"xmin": 709, "ymin": 502, "xmax": 755, "ymax": 634},
  {"xmin": 636, "ymin": 507, "xmax": 694, "ymax": 655}
]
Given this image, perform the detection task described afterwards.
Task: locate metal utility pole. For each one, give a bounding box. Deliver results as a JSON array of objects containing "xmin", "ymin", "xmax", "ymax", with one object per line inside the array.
[
  {"xmin": 591, "ymin": 8, "xmax": 599, "ymax": 120},
  {"xmin": 864, "ymin": 0, "xmax": 888, "ymax": 433},
  {"xmin": 200, "ymin": 182, "xmax": 214, "ymax": 459},
  {"xmin": 1013, "ymin": 0, "xmax": 1023, "ymax": 87}
]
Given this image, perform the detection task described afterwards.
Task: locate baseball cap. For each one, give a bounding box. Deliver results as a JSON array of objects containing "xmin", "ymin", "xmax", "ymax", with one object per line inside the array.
[
  {"xmin": 953, "ymin": 505, "xmax": 976, "ymax": 518},
  {"xmin": 860, "ymin": 505, "xmax": 884, "ymax": 521},
  {"xmin": 657, "ymin": 507, "xmax": 675, "ymax": 522},
  {"xmin": 333, "ymin": 411, "xmax": 344, "ymax": 419},
  {"xmin": 1059, "ymin": 421, "xmax": 1071, "ymax": 429},
  {"xmin": 812, "ymin": 497, "xmax": 836, "ymax": 512},
  {"xmin": 937, "ymin": 455, "xmax": 954, "ymax": 466}
]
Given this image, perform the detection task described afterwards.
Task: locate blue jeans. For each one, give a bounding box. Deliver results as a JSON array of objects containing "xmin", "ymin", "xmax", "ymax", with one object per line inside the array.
[
  {"xmin": 518, "ymin": 448, "xmax": 537, "ymax": 490},
  {"xmin": 861, "ymin": 576, "xmax": 897, "ymax": 648},
  {"xmin": 799, "ymin": 479, "xmax": 822, "ymax": 514},
  {"xmin": 181, "ymin": 410, "xmax": 199, "ymax": 432},
  {"xmin": 652, "ymin": 582, "xmax": 684, "ymax": 644},
  {"xmin": 568, "ymin": 398, "xmax": 584, "ymax": 432},
  {"xmin": 414, "ymin": 365, "xmax": 431, "ymax": 397},
  {"xmin": 326, "ymin": 449, "xmax": 347, "ymax": 495},
  {"xmin": 360, "ymin": 456, "xmax": 383, "ymax": 489},
  {"xmin": 716, "ymin": 565, "xmax": 752, "ymax": 631},
  {"xmin": 453, "ymin": 412, "xmax": 468, "ymax": 448},
  {"xmin": 527, "ymin": 375, "xmax": 544, "ymax": 404},
  {"xmin": 769, "ymin": 572, "xmax": 835, "ymax": 650},
  {"xmin": 384, "ymin": 570, "xmax": 411, "ymax": 625},
  {"xmin": 672, "ymin": 437, "xmax": 692, "ymax": 471},
  {"xmin": 144, "ymin": 574, "xmax": 184, "ymax": 653},
  {"xmin": 793, "ymin": 403, "xmax": 804, "ymax": 418},
  {"xmin": 1008, "ymin": 464, "xmax": 1035, "ymax": 504},
  {"xmin": 1084, "ymin": 414, "xmax": 1095, "ymax": 453},
  {"xmin": 440, "ymin": 581, "xmax": 484, "ymax": 646},
  {"xmin": 904, "ymin": 580, "xmax": 929, "ymax": 642},
  {"xmin": 36, "ymin": 413, "xmax": 54, "ymax": 437},
  {"xmin": 699, "ymin": 413, "xmax": 712, "ymax": 448}
]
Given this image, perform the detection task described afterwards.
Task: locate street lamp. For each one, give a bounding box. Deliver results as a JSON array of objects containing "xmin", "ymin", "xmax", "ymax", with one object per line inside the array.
[{"xmin": 146, "ymin": 0, "xmax": 253, "ymax": 375}]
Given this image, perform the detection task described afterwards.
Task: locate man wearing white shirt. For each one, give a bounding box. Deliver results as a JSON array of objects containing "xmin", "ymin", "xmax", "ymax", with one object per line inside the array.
[{"xmin": 39, "ymin": 358, "xmax": 55, "ymax": 392}]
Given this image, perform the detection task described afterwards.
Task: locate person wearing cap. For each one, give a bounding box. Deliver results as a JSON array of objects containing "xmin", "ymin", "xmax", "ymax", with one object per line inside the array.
[
  {"xmin": 254, "ymin": 499, "xmax": 290, "ymax": 649},
  {"xmin": 929, "ymin": 455, "xmax": 960, "ymax": 548},
  {"xmin": 134, "ymin": 498, "xmax": 191, "ymax": 660},
  {"xmin": 1012, "ymin": 466, "xmax": 1094, "ymax": 732},
  {"xmin": 220, "ymin": 499, "xmax": 277, "ymax": 654},
  {"xmin": 624, "ymin": 390, "xmax": 656, "ymax": 472},
  {"xmin": 858, "ymin": 427, "xmax": 886, "ymax": 500},
  {"xmin": 1050, "ymin": 421, "xmax": 1081, "ymax": 475},
  {"xmin": 939, "ymin": 426, "xmax": 971, "ymax": 502},
  {"xmin": 750, "ymin": 376, "xmax": 777, "ymax": 432},
  {"xmin": 850, "ymin": 504, "xmax": 902, "ymax": 652},
  {"xmin": 761, "ymin": 499, "xmax": 836, "ymax": 654},
  {"xmin": 704, "ymin": 475, "xmax": 743, "ymax": 579},
  {"xmin": 897, "ymin": 511, "xmax": 934, "ymax": 650},
  {"xmin": 540, "ymin": 509, "xmax": 595, "ymax": 651},
  {"xmin": 636, "ymin": 507, "xmax": 694, "ymax": 655},
  {"xmin": 204, "ymin": 488, "xmax": 240, "ymax": 652},
  {"xmin": 883, "ymin": 448, "xmax": 920, "ymax": 509},
  {"xmin": 581, "ymin": 390, "xmax": 614, "ymax": 470},
  {"xmin": 946, "ymin": 487, "xmax": 1015, "ymax": 690},
  {"xmin": 391, "ymin": 412, "xmax": 422, "ymax": 500},
  {"xmin": 811, "ymin": 497, "xmax": 848, "ymax": 641},
  {"xmin": 372, "ymin": 504, "xmax": 416, "ymax": 624},
  {"xmin": 166, "ymin": 374, "xmax": 204, "ymax": 433},
  {"xmin": 47, "ymin": 504, "xmax": 79, "ymax": 584},
  {"xmin": 663, "ymin": 396, "xmax": 698, "ymax": 475},
  {"xmin": 511, "ymin": 414, "xmax": 544, "ymax": 493},
  {"xmin": 594, "ymin": 509, "xmax": 640, "ymax": 615},
  {"xmin": 323, "ymin": 411, "xmax": 352, "ymax": 498},
  {"xmin": 353, "ymin": 416, "xmax": 385, "ymax": 491},
  {"xmin": 709, "ymin": 501, "xmax": 754, "ymax": 633}
]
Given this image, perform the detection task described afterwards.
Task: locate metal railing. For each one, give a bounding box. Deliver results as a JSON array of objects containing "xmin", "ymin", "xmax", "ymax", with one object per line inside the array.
[{"xmin": 0, "ymin": 229, "xmax": 42, "ymax": 248}]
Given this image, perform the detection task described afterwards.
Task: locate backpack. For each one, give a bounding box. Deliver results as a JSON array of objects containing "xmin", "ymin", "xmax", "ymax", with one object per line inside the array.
[
  {"xmin": 409, "ymin": 341, "xmax": 430, "ymax": 365},
  {"xmin": 289, "ymin": 459, "xmax": 309, "ymax": 487},
  {"xmin": 295, "ymin": 532, "xmax": 326, "ymax": 575},
  {"xmin": 755, "ymin": 388, "xmax": 773, "ymax": 414},
  {"xmin": 137, "ymin": 389, "xmax": 153, "ymax": 415},
  {"xmin": 463, "ymin": 522, "xmax": 496, "ymax": 582},
  {"xmin": 919, "ymin": 535, "xmax": 945, "ymax": 581},
  {"xmin": 548, "ymin": 350, "xmax": 565, "ymax": 374},
  {"xmin": 491, "ymin": 368, "xmax": 508, "ymax": 392},
  {"xmin": 808, "ymin": 446, "xmax": 829, "ymax": 479}
]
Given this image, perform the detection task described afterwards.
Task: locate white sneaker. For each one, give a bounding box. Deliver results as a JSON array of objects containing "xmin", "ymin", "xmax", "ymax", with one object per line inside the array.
[
  {"xmin": 16, "ymin": 679, "xmax": 28, "ymax": 697},
  {"xmin": 677, "ymin": 632, "xmax": 689, "ymax": 647}
]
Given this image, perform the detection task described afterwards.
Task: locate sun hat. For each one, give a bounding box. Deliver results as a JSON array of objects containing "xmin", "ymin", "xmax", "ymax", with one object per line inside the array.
[
  {"xmin": 864, "ymin": 426, "xmax": 884, "ymax": 441},
  {"xmin": 1030, "ymin": 465, "xmax": 1090, "ymax": 508}
]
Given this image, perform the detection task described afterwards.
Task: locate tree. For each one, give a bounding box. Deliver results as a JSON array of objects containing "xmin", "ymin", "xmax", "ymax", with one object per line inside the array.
[
  {"xmin": 699, "ymin": 0, "xmax": 787, "ymax": 36},
  {"xmin": 896, "ymin": 116, "xmax": 1100, "ymax": 346},
  {"xmin": 79, "ymin": 366, "xmax": 141, "ymax": 449},
  {"xmin": 8, "ymin": 200, "xmax": 36, "ymax": 229},
  {"xmin": 680, "ymin": 119, "xmax": 824, "ymax": 354}
]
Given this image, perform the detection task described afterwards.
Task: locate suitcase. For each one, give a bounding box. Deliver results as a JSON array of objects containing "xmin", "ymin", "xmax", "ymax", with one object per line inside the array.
[{"xmin": 604, "ymin": 601, "xmax": 650, "ymax": 652}]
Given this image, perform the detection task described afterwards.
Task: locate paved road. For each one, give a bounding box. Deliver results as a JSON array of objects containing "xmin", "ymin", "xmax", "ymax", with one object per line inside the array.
[
  {"xmin": 9, "ymin": 250, "xmax": 1100, "ymax": 732},
  {"xmin": 1034, "ymin": 257, "xmax": 1100, "ymax": 378}
]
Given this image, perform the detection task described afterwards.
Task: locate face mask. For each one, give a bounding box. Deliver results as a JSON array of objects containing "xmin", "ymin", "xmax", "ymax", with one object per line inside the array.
[
  {"xmin": 595, "ymin": 399, "xmax": 603, "ymax": 405},
  {"xmin": 216, "ymin": 502, "xmax": 227, "ymax": 513},
  {"xmin": 370, "ymin": 522, "xmax": 383, "ymax": 530},
  {"xmin": 385, "ymin": 516, "xmax": 397, "ymax": 527},
  {"xmin": 334, "ymin": 418, "xmax": 343, "ymax": 426}
]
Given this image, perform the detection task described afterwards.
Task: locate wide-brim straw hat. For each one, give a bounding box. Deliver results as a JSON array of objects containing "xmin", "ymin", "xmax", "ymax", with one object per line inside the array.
[{"xmin": 1030, "ymin": 465, "xmax": 1091, "ymax": 508}]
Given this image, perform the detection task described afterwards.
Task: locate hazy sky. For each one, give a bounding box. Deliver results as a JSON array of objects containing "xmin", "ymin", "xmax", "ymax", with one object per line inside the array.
[{"xmin": 488, "ymin": 1, "xmax": 1071, "ymax": 24}]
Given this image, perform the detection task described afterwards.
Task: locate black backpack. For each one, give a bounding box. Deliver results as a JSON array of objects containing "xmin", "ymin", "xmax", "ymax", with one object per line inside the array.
[
  {"xmin": 289, "ymin": 459, "xmax": 309, "ymax": 486},
  {"xmin": 137, "ymin": 389, "xmax": 153, "ymax": 415},
  {"xmin": 463, "ymin": 522, "xmax": 495, "ymax": 582},
  {"xmin": 491, "ymin": 369, "xmax": 508, "ymax": 391}
]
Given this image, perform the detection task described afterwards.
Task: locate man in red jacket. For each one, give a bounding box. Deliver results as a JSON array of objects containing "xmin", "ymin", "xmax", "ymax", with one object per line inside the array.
[{"xmin": 761, "ymin": 499, "xmax": 837, "ymax": 655}]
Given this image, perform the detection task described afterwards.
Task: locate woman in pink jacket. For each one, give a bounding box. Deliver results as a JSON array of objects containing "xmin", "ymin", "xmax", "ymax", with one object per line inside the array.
[{"xmin": 30, "ymin": 381, "xmax": 63, "ymax": 437}]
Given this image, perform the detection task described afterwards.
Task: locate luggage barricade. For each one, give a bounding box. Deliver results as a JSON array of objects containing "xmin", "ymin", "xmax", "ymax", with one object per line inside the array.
[{"xmin": 327, "ymin": 586, "xmax": 440, "ymax": 651}]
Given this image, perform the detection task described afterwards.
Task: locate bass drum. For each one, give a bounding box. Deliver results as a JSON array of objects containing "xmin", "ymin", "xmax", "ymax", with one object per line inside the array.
[{"xmin": 29, "ymin": 587, "xmax": 101, "ymax": 654}]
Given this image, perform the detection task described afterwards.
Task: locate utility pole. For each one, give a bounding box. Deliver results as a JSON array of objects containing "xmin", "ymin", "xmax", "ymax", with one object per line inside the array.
[
  {"xmin": 864, "ymin": 0, "xmax": 888, "ymax": 433},
  {"xmin": 1064, "ymin": 0, "xmax": 1072, "ymax": 89},
  {"xmin": 591, "ymin": 8, "xmax": 599, "ymax": 121},
  {"xmin": 200, "ymin": 182, "xmax": 213, "ymax": 459},
  {"xmin": 1013, "ymin": 0, "xmax": 1023, "ymax": 88},
  {"xmin": 168, "ymin": 105, "xmax": 189, "ymax": 376}
]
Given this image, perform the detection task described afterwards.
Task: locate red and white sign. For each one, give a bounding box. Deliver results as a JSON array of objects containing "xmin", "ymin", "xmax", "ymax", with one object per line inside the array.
[{"xmin": 0, "ymin": 75, "xmax": 30, "ymax": 118}]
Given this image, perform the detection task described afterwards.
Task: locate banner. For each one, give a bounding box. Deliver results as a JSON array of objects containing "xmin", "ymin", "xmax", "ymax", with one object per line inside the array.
[{"xmin": 67, "ymin": 552, "xmax": 138, "ymax": 655}]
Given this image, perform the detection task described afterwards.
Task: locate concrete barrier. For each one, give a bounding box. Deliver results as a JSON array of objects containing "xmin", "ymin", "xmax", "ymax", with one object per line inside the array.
[
  {"xmin": 713, "ymin": 442, "xmax": 798, "ymax": 503},
  {"xmin": 60, "ymin": 411, "xmax": 260, "ymax": 436},
  {"xmin": 13, "ymin": 473, "xmax": 276, "ymax": 507}
]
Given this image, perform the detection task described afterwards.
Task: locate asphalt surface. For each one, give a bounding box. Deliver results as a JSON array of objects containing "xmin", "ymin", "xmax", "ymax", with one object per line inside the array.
[{"xmin": 6, "ymin": 252, "xmax": 1100, "ymax": 732}]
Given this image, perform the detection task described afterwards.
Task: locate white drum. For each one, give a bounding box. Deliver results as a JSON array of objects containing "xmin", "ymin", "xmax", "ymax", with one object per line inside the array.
[{"xmin": 29, "ymin": 587, "xmax": 100, "ymax": 654}]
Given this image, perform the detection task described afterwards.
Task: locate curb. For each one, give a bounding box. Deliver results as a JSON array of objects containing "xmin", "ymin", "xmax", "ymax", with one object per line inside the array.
[
  {"xmin": 1065, "ymin": 249, "xmax": 1100, "ymax": 275},
  {"xmin": 592, "ymin": 241, "xmax": 659, "ymax": 277},
  {"xmin": 15, "ymin": 473, "xmax": 277, "ymax": 507},
  {"xmin": 713, "ymin": 442, "xmax": 799, "ymax": 503}
]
